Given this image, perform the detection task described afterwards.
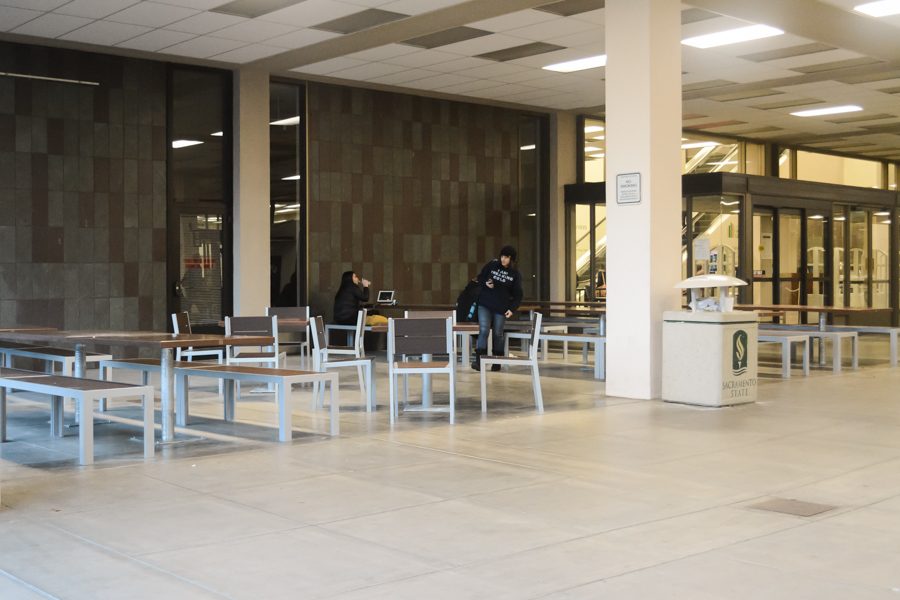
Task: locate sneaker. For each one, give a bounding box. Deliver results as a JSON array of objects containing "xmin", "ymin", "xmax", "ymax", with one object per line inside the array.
[
  {"xmin": 491, "ymin": 364, "xmax": 501, "ymax": 372},
  {"xmin": 471, "ymin": 361, "xmax": 480, "ymax": 371}
]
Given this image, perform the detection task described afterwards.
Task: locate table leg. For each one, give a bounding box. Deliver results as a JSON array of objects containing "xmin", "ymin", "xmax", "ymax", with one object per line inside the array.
[
  {"xmin": 782, "ymin": 341, "xmax": 790, "ymax": 379},
  {"xmin": 277, "ymin": 382, "xmax": 291, "ymax": 442},
  {"xmin": 891, "ymin": 331, "xmax": 897, "ymax": 368},
  {"xmin": 802, "ymin": 339, "xmax": 810, "ymax": 376},
  {"xmin": 224, "ymin": 378, "xmax": 235, "ymax": 422},
  {"xmin": 78, "ymin": 395, "xmax": 93, "ymax": 466},
  {"xmin": 1, "ymin": 386, "xmax": 7, "ymax": 442},
  {"xmin": 596, "ymin": 340, "xmax": 606, "ymax": 380},
  {"xmin": 176, "ymin": 371, "xmax": 189, "ymax": 427},
  {"xmin": 852, "ymin": 335, "xmax": 858, "ymax": 370},
  {"xmin": 833, "ymin": 337, "xmax": 842, "ymax": 374},
  {"xmin": 142, "ymin": 388, "xmax": 155, "ymax": 459},
  {"xmin": 50, "ymin": 396, "xmax": 64, "ymax": 437},
  {"xmin": 160, "ymin": 348, "xmax": 175, "ymax": 442},
  {"xmin": 818, "ymin": 312, "xmax": 826, "ymax": 332},
  {"xmin": 329, "ymin": 375, "xmax": 340, "ymax": 436},
  {"xmin": 422, "ymin": 353, "xmax": 432, "ymax": 408}
]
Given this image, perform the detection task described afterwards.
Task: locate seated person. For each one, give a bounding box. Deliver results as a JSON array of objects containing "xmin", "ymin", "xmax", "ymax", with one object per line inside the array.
[{"xmin": 333, "ymin": 271, "xmax": 370, "ymax": 325}]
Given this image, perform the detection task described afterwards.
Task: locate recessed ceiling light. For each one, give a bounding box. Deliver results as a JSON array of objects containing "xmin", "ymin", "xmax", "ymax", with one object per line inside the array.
[
  {"xmin": 854, "ymin": 0, "xmax": 900, "ymax": 17},
  {"xmin": 520, "ymin": 144, "xmax": 536, "ymax": 150},
  {"xmin": 681, "ymin": 141, "xmax": 719, "ymax": 149},
  {"xmin": 527, "ymin": 213, "xmax": 537, "ymax": 217},
  {"xmin": 584, "ymin": 146, "xmax": 602, "ymax": 152},
  {"xmin": 808, "ymin": 214, "xmax": 825, "ymax": 220},
  {"xmin": 281, "ymin": 175, "xmax": 302, "ymax": 181},
  {"xmin": 270, "ymin": 116, "xmax": 300, "ymax": 126},
  {"xmin": 790, "ymin": 105, "xmax": 863, "ymax": 117},
  {"xmin": 584, "ymin": 125, "xmax": 604, "ymax": 133},
  {"xmin": 875, "ymin": 211, "xmax": 891, "ymax": 216},
  {"xmin": 172, "ymin": 139, "xmax": 203, "ymax": 149},
  {"xmin": 720, "ymin": 200, "xmax": 740, "ymax": 206},
  {"xmin": 835, "ymin": 216, "xmax": 847, "ymax": 221},
  {"xmin": 682, "ymin": 24, "xmax": 783, "ymax": 49},
  {"xmin": 543, "ymin": 54, "xmax": 607, "ymax": 73},
  {"xmin": 709, "ymin": 161, "xmax": 738, "ymax": 166},
  {"xmin": 589, "ymin": 153, "xmax": 605, "ymax": 158},
  {"xmin": 881, "ymin": 219, "xmax": 892, "ymax": 224},
  {"xmin": 211, "ymin": 131, "xmax": 223, "ymax": 137}
]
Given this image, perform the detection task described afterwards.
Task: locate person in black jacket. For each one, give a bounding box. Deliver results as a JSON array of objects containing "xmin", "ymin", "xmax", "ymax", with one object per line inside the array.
[
  {"xmin": 333, "ymin": 270, "xmax": 370, "ymax": 325},
  {"xmin": 472, "ymin": 245, "xmax": 523, "ymax": 371}
]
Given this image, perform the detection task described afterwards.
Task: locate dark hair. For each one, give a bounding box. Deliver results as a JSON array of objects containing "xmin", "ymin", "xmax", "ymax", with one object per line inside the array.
[
  {"xmin": 335, "ymin": 270, "xmax": 356, "ymax": 300},
  {"xmin": 499, "ymin": 245, "xmax": 517, "ymax": 262}
]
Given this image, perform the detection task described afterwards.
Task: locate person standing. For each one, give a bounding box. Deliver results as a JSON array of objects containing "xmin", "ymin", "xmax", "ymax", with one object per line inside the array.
[
  {"xmin": 333, "ymin": 271, "xmax": 370, "ymax": 325},
  {"xmin": 472, "ymin": 246, "xmax": 523, "ymax": 371}
]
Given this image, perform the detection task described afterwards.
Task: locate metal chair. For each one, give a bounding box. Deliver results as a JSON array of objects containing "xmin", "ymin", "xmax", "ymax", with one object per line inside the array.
[
  {"xmin": 225, "ymin": 315, "xmax": 286, "ymax": 395},
  {"xmin": 480, "ymin": 312, "xmax": 544, "ymax": 414},
  {"xmin": 266, "ymin": 306, "xmax": 311, "ymax": 367},
  {"xmin": 387, "ymin": 316, "xmax": 456, "ymax": 425},
  {"xmin": 310, "ymin": 316, "xmax": 375, "ymax": 412},
  {"xmin": 172, "ymin": 311, "xmax": 224, "ymax": 394}
]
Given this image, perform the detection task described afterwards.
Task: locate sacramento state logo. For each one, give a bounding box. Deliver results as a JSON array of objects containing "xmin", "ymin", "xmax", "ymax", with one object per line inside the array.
[{"xmin": 732, "ymin": 330, "xmax": 748, "ymax": 376}]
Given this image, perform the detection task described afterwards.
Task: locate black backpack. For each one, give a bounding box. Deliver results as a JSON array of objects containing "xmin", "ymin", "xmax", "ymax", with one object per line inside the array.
[{"xmin": 455, "ymin": 280, "xmax": 480, "ymax": 322}]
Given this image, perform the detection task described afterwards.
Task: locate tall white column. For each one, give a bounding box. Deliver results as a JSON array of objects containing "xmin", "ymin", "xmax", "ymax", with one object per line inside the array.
[
  {"xmin": 233, "ymin": 69, "xmax": 270, "ymax": 316},
  {"xmin": 604, "ymin": 0, "xmax": 682, "ymax": 399},
  {"xmin": 549, "ymin": 112, "xmax": 576, "ymax": 301}
]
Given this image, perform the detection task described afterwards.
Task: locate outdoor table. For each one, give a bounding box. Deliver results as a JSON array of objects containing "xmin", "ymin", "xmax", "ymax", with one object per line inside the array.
[{"xmin": 0, "ymin": 330, "xmax": 272, "ymax": 442}]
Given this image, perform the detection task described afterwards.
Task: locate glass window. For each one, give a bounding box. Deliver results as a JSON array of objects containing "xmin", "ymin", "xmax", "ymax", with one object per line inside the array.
[
  {"xmin": 691, "ymin": 195, "xmax": 739, "ymax": 279},
  {"xmin": 744, "ymin": 142, "xmax": 765, "ymax": 175},
  {"xmin": 573, "ymin": 204, "xmax": 592, "ymax": 301},
  {"xmin": 796, "ymin": 151, "xmax": 883, "ymax": 188},
  {"xmin": 778, "ymin": 149, "xmax": 793, "ymax": 178},
  {"xmin": 518, "ymin": 117, "xmax": 541, "ymax": 299},
  {"xmin": 849, "ymin": 209, "xmax": 869, "ymax": 307},
  {"xmin": 583, "ymin": 118, "xmax": 605, "ymax": 183},
  {"xmin": 834, "ymin": 206, "xmax": 847, "ymax": 307},
  {"xmin": 593, "ymin": 205, "xmax": 606, "ymax": 301},
  {"xmin": 806, "ymin": 211, "xmax": 828, "ymax": 309},
  {"xmin": 779, "ymin": 211, "xmax": 802, "ymax": 308},
  {"xmin": 682, "ymin": 135, "xmax": 740, "ymax": 174},
  {"xmin": 270, "ymin": 81, "xmax": 306, "ymax": 307},
  {"xmin": 872, "ymin": 209, "xmax": 890, "ymax": 308}
]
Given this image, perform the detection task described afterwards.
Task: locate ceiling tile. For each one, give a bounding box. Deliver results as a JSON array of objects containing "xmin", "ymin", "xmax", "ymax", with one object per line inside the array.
[
  {"xmin": 212, "ymin": 19, "xmax": 297, "ymax": 42},
  {"xmin": 156, "ymin": 0, "xmax": 228, "ymax": 8},
  {"xmin": 344, "ymin": 43, "xmax": 418, "ymax": 61},
  {"xmin": 11, "ymin": 12, "xmax": 92, "ymax": 37},
  {"xmin": 402, "ymin": 72, "xmax": 471, "ymax": 90},
  {"xmin": 0, "ymin": 6, "xmax": 43, "ymax": 32},
  {"xmin": 107, "ymin": 1, "xmax": 199, "ymax": 27},
  {"xmin": 166, "ymin": 11, "xmax": 247, "ymax": 34},
  {"xmin": 536, "ymin": 0, "xmax": 605, "ymax": 18},
  {"xmin": 461, "ymin": 61, "xmax": 530, "ymax": 79},
  {"xmin": 476, "ymin": 42, "xmax": 565, "ymax": 62},
  {"xmin": 0, "ymin": 0, "xmax": 68, "ymax": 9},
  {"xmin": 115, "ymin": 28, "xmax": 195, "ymax": 51},
  {"xmin": 365, "ymin": 67, "xmax": 438, "ymax": 85},
  {"xmin": 259, "ymin": 0, "xmax": 363, "ymax": 27},
  {"xmin": 680, "ymin": 8, "xmax": 718, "ymax": 24},
  {"xmin": 378, "ymin": 0, "xmax": 466, "ymax": 15},
  {"xmin": 468, "ymin": 9, "xmax": 557, "ymax": 33},
  {"xmin": 54, "ymin": 0, "xmax": 141, "ymax": 19},
  {"xmin": 212, "ymin": 43, "xmax": 285, "ymax": 62},
  {"xmin": 434, "ymin": 78, "xmax": 502, "ymax": 94},
  {"xmin": 60, "ymin": 20, "xmax": 151, "ymax": 44},
  {"xmin": 504, "ymin": 16, "xmax": 596, "ymax": 42},
  {"xmin": 424, "ymin": 56, "xmax": 494, "ymax": 73},
  {"xmin": 739, "ymin": 43, "xmax": 836, "ymax": 63},
  {"xmin": 266, "ymin": 28, "xmax": 340, "ymax": 49},
  {"xmin": 161, "ymin": 35, "xmax": 247, "ymax": 58},
  {"xmin": 312, "ymin": 8, "xmax": 407, "ymax": 34}
]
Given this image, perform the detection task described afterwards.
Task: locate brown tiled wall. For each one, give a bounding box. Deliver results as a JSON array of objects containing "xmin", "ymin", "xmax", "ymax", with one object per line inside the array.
[
  {"xmin": 0, "ymin": 43, "xmax": 166, "ymax": 331},
  {"xmin": 307, "ymin": 83, "xmax": 523, "ymax": 318}
]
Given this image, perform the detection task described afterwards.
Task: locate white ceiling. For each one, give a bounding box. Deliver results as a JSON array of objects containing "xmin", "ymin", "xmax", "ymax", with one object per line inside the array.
[{"xmin": 3, "ymin": 0, "xmax": 900, "ymax": 157}]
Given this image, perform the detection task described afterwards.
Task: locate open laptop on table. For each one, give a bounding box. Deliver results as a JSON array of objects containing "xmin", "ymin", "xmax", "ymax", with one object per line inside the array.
[{"xmin": 376, "ymin": 290, "xmax": 397, "ymax": 306}]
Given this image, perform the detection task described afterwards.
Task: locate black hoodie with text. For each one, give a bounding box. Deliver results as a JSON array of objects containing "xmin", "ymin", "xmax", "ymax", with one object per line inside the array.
[{"xmin": 477, "ymin": 259, "xmax": 523, "ymax": 314}]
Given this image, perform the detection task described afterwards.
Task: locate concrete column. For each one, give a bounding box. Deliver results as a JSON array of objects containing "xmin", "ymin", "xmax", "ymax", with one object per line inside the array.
[
  {"xmin": 604, "ymin": 0, "xmax": 682, "ymax": 399},
  {"xmin": 549, "ymin": 112, "xmax": 576, "ymax": 301},
  {"xmin": 233, "ymin": 69, "xmax": 270, "ymax": 315}
]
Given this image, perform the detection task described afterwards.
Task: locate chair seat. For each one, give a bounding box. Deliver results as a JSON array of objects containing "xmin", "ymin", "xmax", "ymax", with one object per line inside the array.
[
  {"xmin": 326, "ymin": 345, "xmax": 354, "ymax": 351},
  {"xmin": 482, "ymin": 355, "xmax": 530, "ymax": 365},
  {"xmin": 326, "ymin": 356, "xmax": 375, "ymax": 364},
  {"xmin": 232, "ymin": 351, "xmax": 279, "ymax": 359},
  {"xmin": 393, "ymin": 361, "xmax": 450, "ymax": 369}
]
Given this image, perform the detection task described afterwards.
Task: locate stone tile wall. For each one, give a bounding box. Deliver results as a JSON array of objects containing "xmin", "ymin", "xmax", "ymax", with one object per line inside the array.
[
  {"xmin": 307, "ymin": 83, "xmax": 524, "ymax": 318},
  {"xmin": 0, "ymin": 42, "xmax": 166, "ymax": 331}
]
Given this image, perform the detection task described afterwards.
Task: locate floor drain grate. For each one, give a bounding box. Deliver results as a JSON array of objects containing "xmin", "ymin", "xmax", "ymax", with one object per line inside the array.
[{"xmin": 749, "ymin": 498, "xmax": 837, "ymax": 517}]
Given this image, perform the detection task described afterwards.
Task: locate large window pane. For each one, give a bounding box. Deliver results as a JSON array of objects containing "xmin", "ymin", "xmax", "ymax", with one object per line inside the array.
[
  {"xmin": 834, "ymin": 206, "xmax": 847, "ymax": 307},
  {"xmin": 593, "ymin": 205, "xmax": 606, "ymax": 301},
  {"xmin": 796, "ymin": 151, "xmax": 883, "ymax": 188},
  {"xmin": 270, "ymin": 81, "xmax": 306, "ymax": 307},
  {"xmin": 849, "ymin": 209, "xmax": 869, "ymax": 307},
  {"xmin": 682, "ymin": 135, "xmax": 740, "ymax": 174},
  {"xmin": 779, "ymin": 211, "xmax": 802, "ymax": 307},
  {"xmin": 873, "ymin": 210, "xmax": 890, "ymax": 308},
  {"xmin": 752, "ymin": 209, "xmax": 774, "ymax": 305},
  {"xmin": 806, "ymin": 211, "xmax": 828, "ymax": 309},
  {"xmin": 583, "ymin": 118, "xmax": 605, "ymax": 183},
  {"xmin": 518, "ymin": 118, "xmax": 541, "ymax": 299},
  {"xmin": 691, "ymin": 195, "xmax": 739, "ymax": 278},
  {"xmin": 573, "ymin": 204, "xmax": 592, "ymax": 301}
]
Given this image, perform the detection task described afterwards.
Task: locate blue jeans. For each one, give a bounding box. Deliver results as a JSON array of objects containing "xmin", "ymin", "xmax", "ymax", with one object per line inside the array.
[{"xmin": 476, "ymin": 305, "xmax": 506, "ymax": 355}]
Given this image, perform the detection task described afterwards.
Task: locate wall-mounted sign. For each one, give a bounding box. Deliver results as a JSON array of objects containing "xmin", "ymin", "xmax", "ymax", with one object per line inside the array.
[{"xmin": 616, "ymin": 172, "xmax": 641, "ymax": 205}]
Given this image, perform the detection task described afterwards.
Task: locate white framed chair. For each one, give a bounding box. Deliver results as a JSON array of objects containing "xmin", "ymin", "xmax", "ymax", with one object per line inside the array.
[
  {"xmin": 266, "ymin": 306, "xmax": 311, "ymax": 367},
  {"xmin": 310, "ymin": 316, "xmax": 375, "ymax": 412},
  {"xmin": 225, "ymin": 315, "xmax": 286, "ymax": 394},
  {"xmin": 480, "ymin": 312, "xmax": 543, "ymax": 414},
  {"xmin": 172, "ymin": 311, "xmax": 224, "ymax": 394},
  {"xmin": 388, "ymin": 316, "xmax": 456, "ymax": 425}
]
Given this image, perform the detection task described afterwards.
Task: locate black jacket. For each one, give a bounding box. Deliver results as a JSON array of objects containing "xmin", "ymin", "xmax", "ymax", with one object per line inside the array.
[
  {"xmin": 333, "ymin": 273, "xmax": 369, "ymax": 325},
  {"xmin": 477, "ymin": 259, "xmax": 523, "ymax": 314}
]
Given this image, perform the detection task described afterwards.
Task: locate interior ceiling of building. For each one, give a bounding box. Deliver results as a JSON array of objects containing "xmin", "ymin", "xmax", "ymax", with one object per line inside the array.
[{"xmin": 4, "ymin": 0, "xmax": 900, "ymax": 158}]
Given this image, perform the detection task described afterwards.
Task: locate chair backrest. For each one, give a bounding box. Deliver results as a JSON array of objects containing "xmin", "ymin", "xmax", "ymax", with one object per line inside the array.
[
  {"xmin": 388, "ymin": 317, "xmax": 453, "ymax": 361},
  {"xmin": 225, "ymin": 316, "xmax": 279, "ymax": 355},
  {"xmin": 266, "ymin": 306, "xmax": 310, "ymax": 320},
  {"xmin": 404, "ymin": 310, "xmax": 456, "ymax": 324},
  {"xmin": 171, "ymin": 311, "xmax": 191, "ymax": 334},
  {"xmin": 310, "ymin": 316, "xmax": 327, "ymax": 353},
  {"xmin": 354, "ymin": 309, "xmax": 367, "ymax": 354},
  {"xmin": 528, "ymin": 312, "xmax": 543, "ymax": 361}
]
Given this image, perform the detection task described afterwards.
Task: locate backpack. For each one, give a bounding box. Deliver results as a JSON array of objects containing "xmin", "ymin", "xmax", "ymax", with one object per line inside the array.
[{"xmin": 455, "ymin": 280, "xmax": 480, "ymax": 322}]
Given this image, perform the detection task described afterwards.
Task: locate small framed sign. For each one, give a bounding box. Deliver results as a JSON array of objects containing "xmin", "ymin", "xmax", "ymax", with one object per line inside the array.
[{"xmin": 616, "ymin": 173, "xmax": 641, "ymax": 205}]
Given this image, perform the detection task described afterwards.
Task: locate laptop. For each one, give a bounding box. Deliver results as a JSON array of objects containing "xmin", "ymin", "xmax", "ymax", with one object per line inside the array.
[{"xmin": 376, "ymin": 290, "xmax": 396, "ymax": 305}]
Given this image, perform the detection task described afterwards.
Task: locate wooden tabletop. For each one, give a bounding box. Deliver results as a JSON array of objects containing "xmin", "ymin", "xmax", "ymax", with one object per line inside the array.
[
  {"xmin": 736, "ymin": 305, "xmax": 891, "ymax": 315},
  {"xmin": 0, "ymin": 326, "xmax": 58, "ymax": 333},
  {"xmin": 0, "ymin": 330, "xmax": 274, "ymax": 349}
]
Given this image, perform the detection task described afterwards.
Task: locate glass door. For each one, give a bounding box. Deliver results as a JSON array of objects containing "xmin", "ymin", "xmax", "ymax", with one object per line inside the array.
[
  {"xmin": 570, "ymin": 203, "xmax": 606, "ymax": 303},
  {"xmin": 849, "ymin": 209, "xmax": 870, "ymax": 307},
  {"xmin": 170, "ymin": 208, "xmax": 226, "ymax": 327},
  {"xmin": 778, "ymin": 210, "xmax": 802, "ymax": 310},
  {"xmin": 872, "ymin": 209, "xmax": 891, "ymax": 308},
  {"xmin": 752, "ymin": 208, "xmax": 775, "ymax": 305},
  {"xmin": 805, "ymin": 209, "xmax": 830, "ymax": 321}
]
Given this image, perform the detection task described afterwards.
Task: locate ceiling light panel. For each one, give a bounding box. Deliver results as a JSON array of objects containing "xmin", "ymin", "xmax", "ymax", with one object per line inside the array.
[
  {"xmin": 312, "ymin": 9, "xmax": 407, "ymax": 34},
  {"xmin": 478, "ymin": 42, "xmax": 566, "ymax": 62},
  {"xmin": 854, "ymin": 0, "xmax": 900, "ymax": 17},
  {"xmin": 790, "ymin": 105, "xmax": 863, "ymax": 117},
  {"xmin": 682, "ymin": 24, "xmax": 784, "ymax": 49},
  {"xmin": 543, "ymin": 54, "xmax": 606, "ymax": 72},
  {"xmin": 212, "ymin": 0, "xmax": 306, "ymax": 18},
  {"xmin": 402, "ymin": 26, "xmax": 492, "ymax": 49}
]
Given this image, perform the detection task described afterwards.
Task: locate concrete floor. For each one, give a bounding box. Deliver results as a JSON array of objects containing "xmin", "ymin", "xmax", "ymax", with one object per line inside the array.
[{"xmin": 2, "ymin": 339, "xmax": 900, "ymax": 599}]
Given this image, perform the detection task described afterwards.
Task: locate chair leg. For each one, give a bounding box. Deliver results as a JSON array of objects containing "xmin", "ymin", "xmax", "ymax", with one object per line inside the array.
[
  {"xmin": 329, "ymin": 377, "xmax": 339, "ymax": 436},
  {"xmin": 532, "ymin": 362, "xmax": 544, "ymax": 413},
  {"xmin": 364, "ymin": 362, "xmax": 373, "ymax": 413},
  {"xmin": 78, "ymin": 396, "xmax": 93, "ymax": 466},
  {"xmin": 1, "ymin": 386, "xmax": 7, "ymax": 442},
  {"xmin": 356, "ymin": 364, "xmax": 365, "ymax": 399},
  {"xmin": 802, "ymin": 340, "xmax": 810, "ymax": 376},
  {"xmin": 98, "ymin": 366, "xmax": 110, "ymax": 412},
  {"xmin": 277, "ymin": 382, "xmax": 291, "ymax": 442},
  {"xmin": 480, "ymin": 362, "xmax": 488, "ymax": 414},
  {"xmin": 448, "ymin": 370, "xmax": 455, "ymax": 425},
  {"xmin": 388, "ymin": 371, "xmax": 396, "ymax": 425}
]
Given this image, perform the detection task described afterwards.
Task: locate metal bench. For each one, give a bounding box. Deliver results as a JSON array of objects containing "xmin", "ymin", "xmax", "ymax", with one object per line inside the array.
[
  {"xmin": 762, "ymin": 323, "xmax": 898, "ymax": 367},
  {"xmin": 764, "ymin": 329, "xmax": 858, "ymax": 373},
  {"xmin": 98, "ymin": 357, "xmax": 216, "ymax": 411},
  {"xmin": 0, "ymin": 367, "xmax": 154, "ymax": 465},
  {"xmin": 174, "ymin": 364, "xmax": 340, "ymax": 441},
  {"xmin": 758, "ymin": 333, "xmax": 810, "ymax": 378}
]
